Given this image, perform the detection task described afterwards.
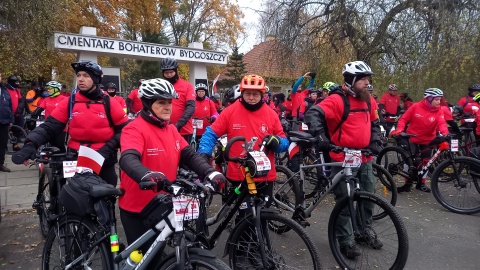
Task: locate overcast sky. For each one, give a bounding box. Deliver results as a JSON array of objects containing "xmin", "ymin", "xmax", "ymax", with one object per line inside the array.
[{"xmin": 238, "ymin": 0, "xmax": 262, "ymax": 54}]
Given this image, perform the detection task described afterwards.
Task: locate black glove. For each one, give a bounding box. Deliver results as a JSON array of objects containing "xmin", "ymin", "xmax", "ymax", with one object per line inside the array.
[
  {"xmin": 309, "ymin": 72, "xmax": 317, "ymax": 79},
  {"xmin": 140, "ymin": 171, "xmax": 171, "ymax": 192},
  {"xmin": 367, "ymin": 141, "xmax": 382, "ymax": 155},
  {"xmin": 316, "ymin": 134, "xmax": 332, "ymax": 152},
  {"xmin": 205, "ymin": 171, "xmax": 227, "ymax": 190},
  {"xmin": 263, "ymin": 135, "xmax": 280, "ymax": 151},
  {"xmin": 12, "ymin": 143, "xmax": 37, "ymax": 164},
  {"xmin": 208, "ymin": 117, "xmax": 216, "ymax": 124}
]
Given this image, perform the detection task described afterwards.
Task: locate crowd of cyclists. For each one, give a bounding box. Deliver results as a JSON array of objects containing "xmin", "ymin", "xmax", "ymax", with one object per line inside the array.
[{"xmin": 1, "ymin": 56, "xmax": 479, "ymax": 267}]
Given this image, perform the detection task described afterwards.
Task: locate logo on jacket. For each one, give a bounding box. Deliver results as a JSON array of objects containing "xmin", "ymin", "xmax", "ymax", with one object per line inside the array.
[
  {"xmin": 415, "ymin": 113, "xmax": 423, "ymax": 118},
  {"xmin": 175, "ymin": 140, "xmax": 180, "ymax": 152},
  {"xmin": 429, "ymin": 117, "xmax": 435, "ymax": 122},
  {"xmin": 98, "ymin": 112, "xmax": 106, "ymax": 119},
  {"xmin": 259, "ymin": 124, "xmax": 268, "ymax": 133},
  {"xmin": 204, "ymin": 106, "xmax": 207, "ymax": 111}
]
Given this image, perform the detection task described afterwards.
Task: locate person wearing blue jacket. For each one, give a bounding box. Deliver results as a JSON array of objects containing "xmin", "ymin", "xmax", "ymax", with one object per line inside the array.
[{"xmin": 0, "ymin": 73, "xmax": 13, "ymax": 172}]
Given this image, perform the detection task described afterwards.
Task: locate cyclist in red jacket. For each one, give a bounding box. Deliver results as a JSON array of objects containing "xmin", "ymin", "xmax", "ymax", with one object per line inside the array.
[
  {"xmin": 119, "ymin": 78, "xmax": 226, "ymax": 253},
  {"xmin": 126, "ymin": 79, "xmax": 144, "ymax": 116},
  {"xmin": 12, "ymin": 61, "xmax": 129, "ymax": 186},
  {"xmin": 191, "ymin": 83, "xmax": 218, "ymax": 143},
  {"xmin": 379, "ymin": 84, "xmax": 401, "ymax": 135},
  {"xmin": 106, "ymin": 82, "xmax": 127, "ymax": 113},
  {"xmin": 391, "ymin": 88, "xmax": 449, "ymax": 193}
]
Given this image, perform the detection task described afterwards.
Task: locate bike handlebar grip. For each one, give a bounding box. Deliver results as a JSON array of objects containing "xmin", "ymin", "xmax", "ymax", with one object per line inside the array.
[
  {"xmin": 224, "ymin": 136, "xmax": 246, "ymax": 163},
  {"xmin": 139, "ymin": 182, "xmax": 157, "ymax": 190}
]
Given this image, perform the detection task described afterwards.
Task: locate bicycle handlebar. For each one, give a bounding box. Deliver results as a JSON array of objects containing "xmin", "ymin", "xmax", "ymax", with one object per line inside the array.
[
  {"xmin": 224, "ymin": 136, "xmax": 269, "ymax": 164},
  {"xmin": 139, "ymin": 178, "xmax": 213, "ymax": 196},
  {"xmin": 330, "ymin": 146, "xmax": 374, "ymax": 157}
]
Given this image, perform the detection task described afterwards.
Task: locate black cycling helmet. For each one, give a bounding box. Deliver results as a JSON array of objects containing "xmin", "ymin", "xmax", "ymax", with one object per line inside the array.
[
  {"xmin": 222, "ymin": 84, "xmax": 241, "ymax": 107},
  {"xmin": 7, "ymin": 75, "xmax": 20, "ymax": 88},
  {"xmin": 71, "ymin": 61, "xmax": 103, "ymax": 84},
  {"xmin": 468, "ymin": 84, "xmax": 480, "ymax": 92},
  {"xmin": 160, "ymin": 58, "xmax": 178, "ymax": 70},
  {"xmin": 452, "ymin": 104, "xmax": 463, "ymax": 115},
  {"xmin": 106, "ymin": 82, "xmax": 117, "ymax": 90}
]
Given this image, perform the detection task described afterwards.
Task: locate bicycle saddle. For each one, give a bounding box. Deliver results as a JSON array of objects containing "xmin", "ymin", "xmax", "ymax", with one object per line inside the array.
[
  {"xmin": 397, "ymin": 133, "xmax": 416, "ymax": 138},
  {"xmin": 288, "ymin": 131, "xmax": 317, "ymax": 143}
]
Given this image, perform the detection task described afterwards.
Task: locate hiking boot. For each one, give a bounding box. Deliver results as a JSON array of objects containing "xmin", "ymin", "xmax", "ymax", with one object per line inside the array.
[
  {"xmin": 355, "ymin": 233, "xmax": 383, "ymax": 250},
  {"xmin": 397, "ymin": 182, "xmax": 413, "ymax": 193},
  {"xmin": 0, "ymin": 164, "xmax": 11, "ymax": 172},
  {"xmin": 416, "ymin": 183, "xmax": 431, "ymax": 193},
  {"xmin": 340, "ymin": 244, "xmax": 361, "ymax": 259}
]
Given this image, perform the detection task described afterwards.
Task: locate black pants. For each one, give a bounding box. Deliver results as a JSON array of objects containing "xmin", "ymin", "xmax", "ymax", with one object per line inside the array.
[
  {"xmin": 99, "ymin": 164, "xmax": 118, "ymax": 187},
  {"xmin": 0, "ymin": 124, "xmax": 9, "ymax": 165}
]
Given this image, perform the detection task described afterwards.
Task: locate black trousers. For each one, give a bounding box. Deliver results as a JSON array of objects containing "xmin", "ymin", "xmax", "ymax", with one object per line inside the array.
[{"xmin": 0, "ymin": 124, "xmax": 9, "ymax": 165}]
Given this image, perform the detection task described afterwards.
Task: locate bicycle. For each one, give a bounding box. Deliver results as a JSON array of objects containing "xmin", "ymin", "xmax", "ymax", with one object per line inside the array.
[
  {"xmin": 190, "ymin": 116, "xmax": 209, "ymax": 151},
  {"xmin": 273, "ymin": 132, "xmax": 408, "ymax": 269},
  {"xmin": 42, "ymin": 175, "xmax": 230, "ymax": 269},
  {"xmin": 32, "ymin": 146, "xmax": 73, "ymax": 238},
  {"xmin": 193, "ymin": 136, "xmax": 322, "ymax": 269}
]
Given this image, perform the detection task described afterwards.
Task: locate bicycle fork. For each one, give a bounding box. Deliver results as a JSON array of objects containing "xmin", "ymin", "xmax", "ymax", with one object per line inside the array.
[{"xmin": 345, "ymin": 168, "xmax": 362, "ymax": 236}]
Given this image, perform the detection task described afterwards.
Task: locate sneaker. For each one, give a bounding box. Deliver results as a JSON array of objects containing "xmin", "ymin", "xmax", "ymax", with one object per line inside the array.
[
  {"xmin": 355, "ymin": 233, "xmax": 383, "ymax": 250},
  {"xmin": 340, "ymin": 244, "xmax": 361, "ymax": 259},
  {"xmin": 0, "ymin": 164, "xmax": 11, "ymax": 172},
  {"xmin": 416, "ymin": 183, "xmax": 431, "ymax": 193}
]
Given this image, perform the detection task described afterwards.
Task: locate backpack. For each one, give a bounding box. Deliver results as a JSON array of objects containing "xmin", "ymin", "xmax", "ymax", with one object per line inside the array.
[
  {"xmin": 330, "ymin": 87, "xmax": 371, "ymax": 141},
  {"xmin": 68, "ymin": 90, "xmax": 114, "ymax": 128}
]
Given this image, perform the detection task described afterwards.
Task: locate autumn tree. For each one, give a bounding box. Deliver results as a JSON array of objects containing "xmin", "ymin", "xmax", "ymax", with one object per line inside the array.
[{"xmin": 225, "ymin": 46, "xmax": 246, "ymax": 83}]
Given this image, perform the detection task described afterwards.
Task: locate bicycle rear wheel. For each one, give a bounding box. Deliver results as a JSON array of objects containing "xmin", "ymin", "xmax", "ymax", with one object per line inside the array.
[
  {"xmin": 42, "ymin": 215, "xmax": 112, "ymax": 270},
  {"xmin": 328, "ymin": 191, "xmax": 409, "ymax": 270},
  {"xmin": 376, "ymin": 146, "xmax": 413, "ymax": 192},
  {"xmin": 229, "ymin": 211, "xmax": 322, "ymax": 269},
  {"xmin": 431, "ymin": 157, "xmax": 480, "ymax": 214},
  {"xmin": 372, "ymin": 163, "xmax": 397, "ymax": 220}
]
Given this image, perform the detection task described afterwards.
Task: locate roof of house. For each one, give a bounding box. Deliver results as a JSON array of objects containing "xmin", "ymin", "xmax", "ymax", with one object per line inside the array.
[{"xmin": 217, "ymin": 39, "xmax": 306, "ymax": 82}]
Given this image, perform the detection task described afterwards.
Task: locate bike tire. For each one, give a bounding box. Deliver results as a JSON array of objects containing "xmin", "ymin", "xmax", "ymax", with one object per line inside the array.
[
  {"xmin": 271, "ymin": 165, "xmax": 299, "ymax": 233},
  {"xmin": 372, "ymin": 163, "xmax": 398, "ymax": 220},
  {"xmin": 302, "ymin": 152, "xmax": 325, "ymax": 199},
  {"xmin": 431, "ymin": 156, "xmax": 480, "ymax": 214},
  {"xmin": 7, "ymin": 124, "xmax": 28, "ymax": 154},
  {"xmin": 228, "ymin": 211, "xmax": 322, "ymax": 270},
  {"xmin": 42, "ymin": 215, "xmax": 112, "ymax": 270},
  {"xmin": 328, "ymin": 191, "xmax": 409, "ymax": 270},
  {"xmin": 156, "ymin": 252, "xmax": 230, "ymax": 270},
  {"xmin": 376, "ymin": 146, "xmax": 413, "ymax": 193},
  {"xmin": 37, "ymin": 167, "xmax": 54, "ymax": 238}
]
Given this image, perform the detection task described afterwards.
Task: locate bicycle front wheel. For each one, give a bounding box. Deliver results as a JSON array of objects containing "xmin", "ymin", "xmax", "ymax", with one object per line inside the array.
[
  {"xmin": 376, "ymin": 146, "xmax": 412, "ymax": 192},
  {"xmin": 328, "ymin": 191, "xmax": 409, "ymax": 270},
  {"xmin": 157, "ymin": 252, "xmax": 230, "ymax": 270},
  {"xmin": 228, "ymin": 211, "xmax": 322, "ymax": 270},
  {"xmin": 431, "ymin": 156, "xmax": 480, "ymax": 214},
  {"xmin": 42, "ymin": 216, "xmax": 112, "ymax": 270},
  {"xmin": 272, "ymin": 165, "xmax": 299, "ymax": 233},
  {"xmin": 372, "ymin": 163, "xmax": 397, "ymax": 220},
  {"xmin": 36, "ymin": 167, "xmax": 53, "ymax": 238}
]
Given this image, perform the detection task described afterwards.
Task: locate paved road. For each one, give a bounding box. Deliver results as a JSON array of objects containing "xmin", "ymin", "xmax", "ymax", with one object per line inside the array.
[{"xmin": 0, "ymin": 160, "xmax": 479, "ymax": 269}]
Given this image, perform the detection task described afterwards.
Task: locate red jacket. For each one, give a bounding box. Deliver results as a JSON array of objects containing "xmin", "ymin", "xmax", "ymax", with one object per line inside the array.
[
  {"xmin": 319, "ymin": 92, "xmax": 378, "ymax": 162},
  {"xmin": 291, "ymin": 91, "xmax": 308, "ymax": 117},
  {"xmin": 457, "ymin": 95, "xmax": 477, "ymax": 108},
  {"xmin": 50, "ymin": 93, "xmax": 128, "ymax": 150},
  {"xmin": 127, "ymin": 88, "xmax": 143, "ymax": 113},
  {"xmin": 38, "ymin": 95, "xmax": 67, "ymax": 119},
  {"xmin": 119, "ymin": 117, "xmax": 188, "ymax": 213},
  {"xmin": 380, "ymin": 92, "xmax": 400, "ymax": 122},
  {"xmin": 192, "ymin": 97, "xmax": 218, "ymax": 136},
  {"xmin": 6, "ymin": 87, "xmax": 22, "ymax": 113},
  {"xmin": 396, "ymin": 99, "xmax": 449, "ymax": 145},
  {"xmin": 403, "ymin": 100, "xmax": 413, "ymax": 111},
  {"xmin": 170, "ymin": 78, "xmax": 196, "ymax": 135},
  {"xmin": 112, "ymin": 95, "xmax": 127, "ymax": 111},
  {"xmin": 210, "ymin": 101, "xmax": 285, "ymax": 181}
]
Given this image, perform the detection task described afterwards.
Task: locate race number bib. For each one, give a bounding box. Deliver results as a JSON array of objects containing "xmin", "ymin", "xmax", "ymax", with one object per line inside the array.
[
  {"xmin": 301, "ymin": 122, "xmax": 309, "ymax": 130},
  {"xmin": 342, "ymin": 150, "xmax": 362, "ymax": 168},
  {"xmin": 192, "ymin": 119, "xmax": 204, "ymax": 129},
  {"xmin": 62, "ymin": 161, "xmax": 78, "ymax": 178},
  {"xmin": 220, "ymin": 136, "xmax": 228, "ymax": 148},
  {"xmin": 173, "ymin": 195, "xmax": 199, "ymax": 221},
  {"xmin": 248, "ymin": 151, "xmax": 271, "ymax": 172},
  {"xmin": 450, "ymin": 139, "xmax": 458, "ymax": 152}
]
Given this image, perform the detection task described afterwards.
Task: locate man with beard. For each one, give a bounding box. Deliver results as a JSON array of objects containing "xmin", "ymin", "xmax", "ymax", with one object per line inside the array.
[{"xmin": 304, "ymin": 61, "xmax": 382, "ymax": 259}]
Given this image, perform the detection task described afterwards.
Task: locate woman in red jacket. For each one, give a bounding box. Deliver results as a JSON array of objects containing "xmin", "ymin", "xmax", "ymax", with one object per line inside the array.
[
  {"xmin": 391, "ymin": 88, "xmax": 449, "ymax": 192},
  {"xmin": 191, "ymin": 83, "xmax": 218, "ymax": 145}
]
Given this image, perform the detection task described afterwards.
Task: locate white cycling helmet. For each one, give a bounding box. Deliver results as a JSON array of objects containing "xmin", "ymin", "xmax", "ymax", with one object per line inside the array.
[
  {"xmin": 138, "ymin": 78, "xmax": 179, "ymax": 99},
  {"xmin": 195, "ymin": 83, "xmax": 208, "ymax": 91},
  {"xmin": 423, "ymin": 88, "xmax": 443, "ymax": 98},
  {"xmin": 342, "ymin": 61, "xmax": 373, "ymax": 76}
]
